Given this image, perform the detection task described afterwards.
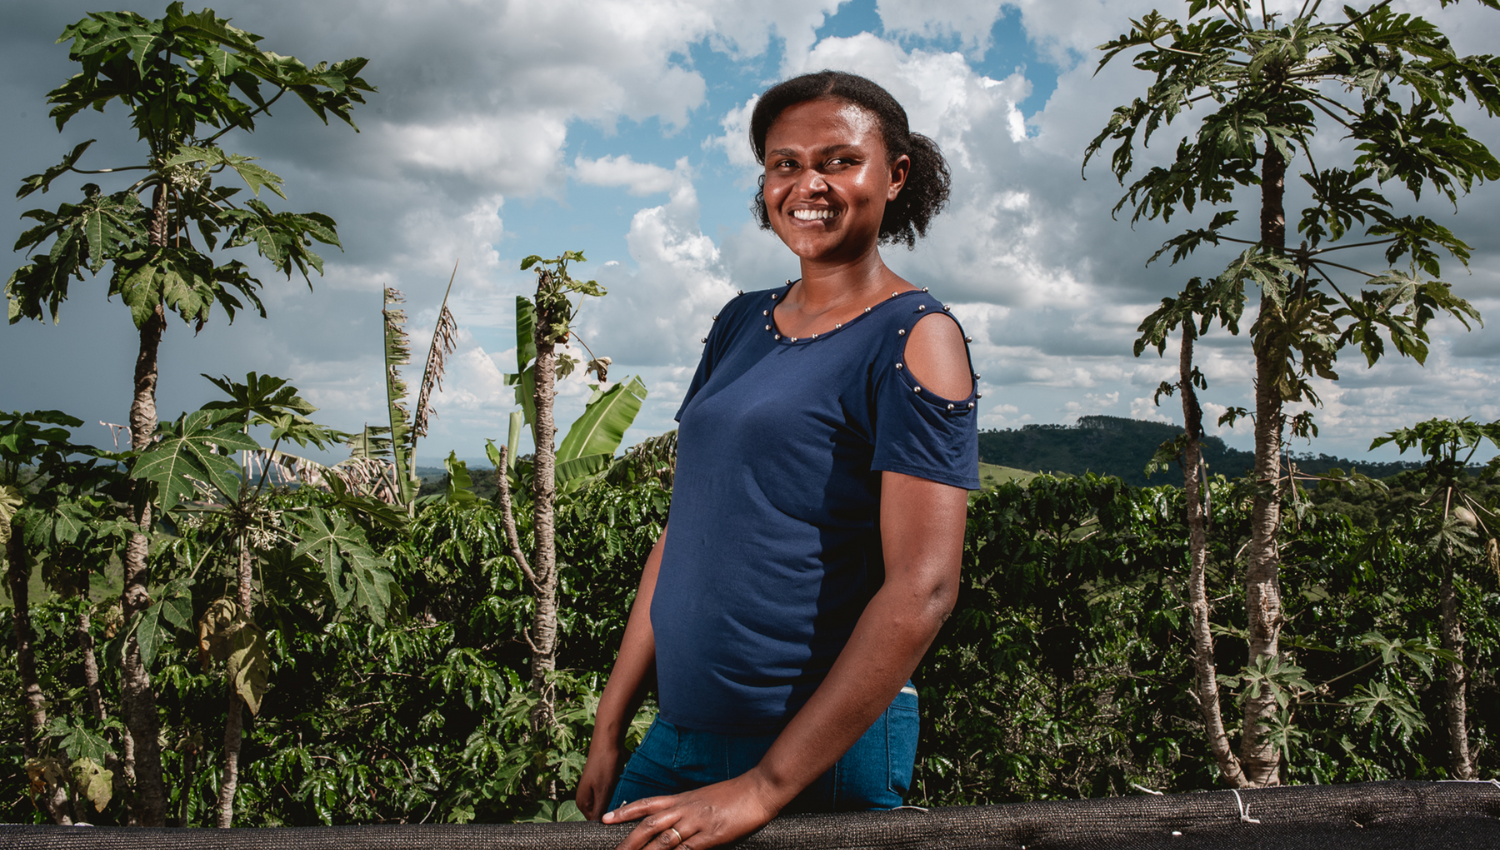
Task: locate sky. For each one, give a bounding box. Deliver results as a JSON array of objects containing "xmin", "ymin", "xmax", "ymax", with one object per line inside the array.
[{"xmin": 3, "ymin": 0, "xmax": 1500, "ymax": 468}]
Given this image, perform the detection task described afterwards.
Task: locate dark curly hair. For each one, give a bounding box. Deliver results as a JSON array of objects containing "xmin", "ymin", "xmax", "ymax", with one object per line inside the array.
[{"xmin": 750, "ymin": 70, "xmax": 950, "ymax": 249}]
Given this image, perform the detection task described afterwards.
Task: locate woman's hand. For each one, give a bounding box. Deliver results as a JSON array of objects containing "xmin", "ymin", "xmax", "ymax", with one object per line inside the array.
[
  {"xmin": 577, "ymin": 739, "xmax": 625, "ymax": 822},
  {"xmin": 603, "ymin": 772, "xmax": 782, "ymax": 850}
]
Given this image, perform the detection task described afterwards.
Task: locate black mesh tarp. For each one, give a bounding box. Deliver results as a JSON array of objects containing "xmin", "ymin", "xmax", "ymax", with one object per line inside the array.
[{"xmin": 4, "ymin": 780, "xmax": 1498, "ymax": 849}]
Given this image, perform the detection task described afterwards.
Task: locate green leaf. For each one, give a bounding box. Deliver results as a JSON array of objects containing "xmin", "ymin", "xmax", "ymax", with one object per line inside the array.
[
  {"xmin": 226, "ymin": 621, "xmax": 270, "ymax": 715},
  {"xmin": 556, "ymin": 376, "xmax": 648, "ymax": 465},
  {"xmin": 130, "ymin": 408, "xmax": 259, "ymax": 513},
  {"xmin": 135, "ymin": 602, "xmax": 163, "ymax": 669},
  {"xmin": 514, "ymin": 297, "xmax": 538, "ymax": 441},
  {"xmin": 556, "ymin": 453, "xmax": 612, "ymax": 491},
  {"xmin": 71, "ymin": 758, "xmax": 113, "ymax": 813},
  {"xmin": 0, "ymin": 485, "xmax": 22, "ymax": 545},
  {"xmin": 291, "ymin": 506, "xmax": 396, "ymax": 624},
  {"xmin": 442, "ymin": 451, "xmax": 477, "ymax": 505}
]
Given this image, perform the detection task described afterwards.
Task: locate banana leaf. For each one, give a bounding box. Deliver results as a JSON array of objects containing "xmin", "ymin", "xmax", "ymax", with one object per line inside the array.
[{"xmin": 557, "ymin": 375, "xmax": 647, "ymax": 465}]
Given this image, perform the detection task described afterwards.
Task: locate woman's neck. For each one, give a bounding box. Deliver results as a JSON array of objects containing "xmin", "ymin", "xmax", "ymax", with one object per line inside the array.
[
  {"xmin": 793, "ymin": 249, "xmax": 911, "ymax": 313},
  {"xmin": 772, "ymin": 248, "xmax": 915, "ymax": 338}
]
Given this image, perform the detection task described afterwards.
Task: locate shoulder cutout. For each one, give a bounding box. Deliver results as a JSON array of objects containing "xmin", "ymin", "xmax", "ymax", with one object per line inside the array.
[{"xmin": 903, "ymin": 313, "xmax": 973, "ymax": 400}]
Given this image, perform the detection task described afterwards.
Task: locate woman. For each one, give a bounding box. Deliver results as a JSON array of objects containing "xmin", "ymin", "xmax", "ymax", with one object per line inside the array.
[{"xmin": 576, "ymin": 70, "xmax": 979, "ymax": 850}]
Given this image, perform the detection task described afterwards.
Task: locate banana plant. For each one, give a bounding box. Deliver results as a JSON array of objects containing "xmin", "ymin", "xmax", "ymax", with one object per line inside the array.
[{"xmin": 374, "ymin": 264, "xmax": 460, "ymax": 511}]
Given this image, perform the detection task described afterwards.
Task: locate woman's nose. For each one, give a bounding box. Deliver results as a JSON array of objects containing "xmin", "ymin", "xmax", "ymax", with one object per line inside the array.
[{"xmin": 796, "ymin": 170, "xmax": 827, "ymax": 195}]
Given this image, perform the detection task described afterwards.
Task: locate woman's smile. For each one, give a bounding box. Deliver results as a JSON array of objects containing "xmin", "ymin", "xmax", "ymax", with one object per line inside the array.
[{"xmin": 761, "ymin": 97, "xmax": 908, "ymax": 267}]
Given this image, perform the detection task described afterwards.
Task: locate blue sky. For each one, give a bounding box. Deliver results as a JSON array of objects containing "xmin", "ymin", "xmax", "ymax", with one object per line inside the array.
[{"xmin": 2, "ymin": 0, "xmax": 1499, "ymax": 468}]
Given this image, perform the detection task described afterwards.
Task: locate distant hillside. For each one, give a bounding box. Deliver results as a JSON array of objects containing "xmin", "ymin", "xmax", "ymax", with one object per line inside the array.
[{"xmin": 978, "ymin": 416, "xmax": 1424, "ymax": 487}]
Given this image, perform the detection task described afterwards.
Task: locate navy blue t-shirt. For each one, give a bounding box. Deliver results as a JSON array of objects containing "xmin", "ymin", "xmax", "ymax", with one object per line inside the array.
[{"xmin": 652, "ymin": 284, "xmax": 981, "ymax": 734}]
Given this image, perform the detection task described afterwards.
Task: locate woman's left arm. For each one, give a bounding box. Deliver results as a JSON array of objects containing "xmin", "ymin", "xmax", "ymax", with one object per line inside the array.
[{"xmin": 605, "ymin": 474, "xmax": 967, "ymax": 849}]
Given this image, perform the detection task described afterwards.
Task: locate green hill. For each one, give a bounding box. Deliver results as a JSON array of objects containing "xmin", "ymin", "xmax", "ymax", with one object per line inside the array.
[{"xmin": 978, "ymin": 415, "xmax": 1423, "ymax": 487}]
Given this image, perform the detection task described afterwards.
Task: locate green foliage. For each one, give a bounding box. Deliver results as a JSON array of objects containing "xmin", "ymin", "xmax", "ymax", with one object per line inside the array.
[
  {"xmin": 977, "ymin": 416, "xmax": 1422, "ymax": 487},
  {"xmin": 1092, "ymin": 0, "xmax": 1495, "ymax": 444},
  {"xmin": 6, "ymin": 3, "xmax": 373, "ymax": 329},
  {"xmin": 4, "ymin": 463, "xmax": 1500, "ymax": 822}
]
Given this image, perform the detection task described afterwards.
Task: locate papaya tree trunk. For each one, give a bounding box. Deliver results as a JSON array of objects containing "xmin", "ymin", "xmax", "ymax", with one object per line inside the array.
[
  {"xmin": 1439, "ymin": 555, "xmax": 1474, "ymax": 779},
  {"xmin": 8, "ymin": 520, "xmax": 75, "ymax": 824},
  {"xmin": 1179, "ymin": 326, "xmax": 1248, "ymax": 788},
  {"xmin": 120, "ymin": 183, "xmax": 170, "ymax": 826},
  {"xmin": 1241, "ymin": 138, "xmax": 1288, "ymax": 787},
  {"xmin": 76, "ymin": 593, "xmax": 127, "ymax": 806},
  {"xmin": 214, "ymin": 536, "xmax": 255, "ymax": 827},
  {"xmin": 528, "ymin": 272, "xmax": 561, "ymax": 801}
]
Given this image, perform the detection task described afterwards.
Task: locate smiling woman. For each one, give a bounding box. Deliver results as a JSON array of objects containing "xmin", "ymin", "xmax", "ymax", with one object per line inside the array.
[{"xmin": 576, "ymin": 70, "xmax": 979, "ymax": 850}]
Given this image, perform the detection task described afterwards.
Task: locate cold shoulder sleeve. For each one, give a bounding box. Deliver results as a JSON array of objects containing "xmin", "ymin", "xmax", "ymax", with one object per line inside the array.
[{"xmin": 870, "ymin": 305, "xmax": 982, "ymax": 490}]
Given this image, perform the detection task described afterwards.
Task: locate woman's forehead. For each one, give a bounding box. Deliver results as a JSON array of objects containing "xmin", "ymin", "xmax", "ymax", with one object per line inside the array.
[{"xmin": 766, "ymin": 98, "xmax": 882, "ymax": 146}]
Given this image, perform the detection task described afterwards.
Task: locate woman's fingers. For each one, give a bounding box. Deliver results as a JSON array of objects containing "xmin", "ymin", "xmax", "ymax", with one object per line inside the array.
[
  {"xmin": 603, "ymin": 794, "xmax": 672, "ymax": 825},
  {"xmin": 612, "ymin": 804, "xmax": 687, "ymax": 850},
  {"xmin": 608, "ymin": 778, "xmax": 780, "ymax": 850}
]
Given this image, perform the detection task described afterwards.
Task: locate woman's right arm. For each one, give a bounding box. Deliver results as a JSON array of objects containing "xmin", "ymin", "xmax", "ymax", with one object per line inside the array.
[{"xmin": 576, "ymin": 525, "xmax": 667, "ymax": 821}]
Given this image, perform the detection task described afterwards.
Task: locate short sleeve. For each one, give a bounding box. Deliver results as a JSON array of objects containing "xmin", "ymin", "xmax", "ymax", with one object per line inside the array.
[
  {"xmin": 675, "ymin": 294, "xmax": 740, "ymax": 422},
  {"xmin": 870, "ymin": 314, "xmax": 982, "ymax": 490}
]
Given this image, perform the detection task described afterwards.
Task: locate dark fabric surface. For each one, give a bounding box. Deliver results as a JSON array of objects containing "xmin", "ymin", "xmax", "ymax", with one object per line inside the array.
[
  {"xmin": 659, "ymin": 284, "xmax": 978, "ymax": 735},
  {"xmin": 4, "ymin": 780, "xmax": 1497, "ymax": 849}
]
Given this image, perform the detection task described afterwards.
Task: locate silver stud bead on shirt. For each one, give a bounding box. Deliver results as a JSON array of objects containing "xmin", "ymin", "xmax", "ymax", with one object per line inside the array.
[
  {"xmin": 895, "ymin": 363, "xmax": 904, "ymax": 370},
  {"xmin": 913, "ymin": 386, "xmax": 922, "ymax": 393},
  {"xmin": 947, "ymin": 403, "xmax": 955, "ymax": 411},
  {"xmin": 898, "ymin": 329, "xmax": 906, "ymax": 336},
  {"xmin": 918, "ymin": 305, "xmax": 926, "ymax": 311}
]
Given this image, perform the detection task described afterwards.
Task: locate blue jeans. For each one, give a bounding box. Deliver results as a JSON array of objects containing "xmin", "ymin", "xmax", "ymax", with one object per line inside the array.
[{"xmin": 607, "ymin": 685, "xmax": 919, "ymax": 814}]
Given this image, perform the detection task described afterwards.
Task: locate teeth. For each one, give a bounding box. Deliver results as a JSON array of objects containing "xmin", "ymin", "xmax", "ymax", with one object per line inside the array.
[{"xmin": 792, "ymin": 209, "xmax": 835, "ymax": 221}]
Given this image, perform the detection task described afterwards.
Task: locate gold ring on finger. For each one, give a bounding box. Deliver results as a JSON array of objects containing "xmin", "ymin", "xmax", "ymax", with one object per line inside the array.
[{"xmin": 665, "ymin": 827, "xmax": 683, "ymax": 846}]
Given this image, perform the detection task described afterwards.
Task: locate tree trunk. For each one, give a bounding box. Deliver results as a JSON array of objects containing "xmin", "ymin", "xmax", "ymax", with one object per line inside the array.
[
  {"xmin": 528, "ymin": 273, "xmax": 560, "ymax": 801},
  {"xmin": 8, "ymin": 521, "xmax": 75, "ymax": 824},
  {"xmin": 1241, "ymin": 139, "xmax": 1288, "ymax": 787},
  {"xmin": 1439, "ymin": 556, "xmax": 1474, "ymax": 779},
  {"xmin": 215, "ymin": 537, "xmax": 255, "ymax": 827},
  {"xmin": 76, "ymin": 598, "xmax": 127, "ymax": 807},
  {"xmin": 120, "ymin": 181, "xmax": 170, "ymax": 826},
  {"xmin": 1179, "ymin": 327, "xmax": 1248, "ymax": 788}
]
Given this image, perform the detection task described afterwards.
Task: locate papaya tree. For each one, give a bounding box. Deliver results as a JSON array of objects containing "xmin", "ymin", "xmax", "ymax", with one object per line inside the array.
[
  {"xmin": 1370, "ymin": 417, "xmax": 1500, "ymax": 779},
  {"xmin": 4, "ymin": 5, "xmax": 372, "ymax": 822},
  {"xmin": 131, "ymin": 373, "xmax": 399, "ymax": 825},
  {"xmin": 1094, "ymin": 0, "xmax": 1500, "ymax": 786}
]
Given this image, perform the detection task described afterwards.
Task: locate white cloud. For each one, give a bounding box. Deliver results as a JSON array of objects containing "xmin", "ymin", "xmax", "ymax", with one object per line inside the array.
[
  {"xmin": 574, "ymin": 155, "xmax": 693, "ymax": 196},
  {"xmin": 877, "ymin": 0, "xmax": 1008, "ymax": 58}
]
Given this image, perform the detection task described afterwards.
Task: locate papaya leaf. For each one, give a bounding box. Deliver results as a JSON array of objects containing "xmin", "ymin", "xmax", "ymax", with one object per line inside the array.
[{"xmin": 130, "ymin": 408, "xmax": 259, "ymax": 513}]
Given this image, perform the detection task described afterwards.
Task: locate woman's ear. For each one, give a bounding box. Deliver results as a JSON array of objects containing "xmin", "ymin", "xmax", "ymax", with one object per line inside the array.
[{"xmin": 888, "ymin": 153, "xmax": 911, "ymax": 201}]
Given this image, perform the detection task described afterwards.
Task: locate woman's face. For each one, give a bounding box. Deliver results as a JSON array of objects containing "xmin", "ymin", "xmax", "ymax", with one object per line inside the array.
[{"xmin": 762, "ymin": 97, "xmax": 910, "ymax": 265}]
